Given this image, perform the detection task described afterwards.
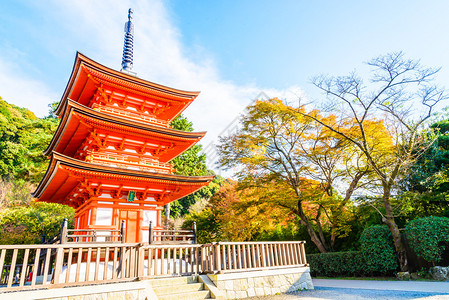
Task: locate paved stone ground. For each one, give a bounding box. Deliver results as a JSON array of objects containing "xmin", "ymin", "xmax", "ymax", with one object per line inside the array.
[
  {"xmin": 313, "ymin": 279, "xmax": 449, "ymax": 293},
  {"xmin": 247, "ymin": 279, "xmax": 449, "ymax": 300},
  {"xmin": 248, "ymin": 287, "xmax": 449, "ymax": 299}
]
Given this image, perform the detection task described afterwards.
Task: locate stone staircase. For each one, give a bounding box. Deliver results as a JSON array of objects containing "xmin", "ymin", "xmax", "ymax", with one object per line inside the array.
[{"xmin": 150, "ymin": 276, "xmax": 212, "ymax": 300}]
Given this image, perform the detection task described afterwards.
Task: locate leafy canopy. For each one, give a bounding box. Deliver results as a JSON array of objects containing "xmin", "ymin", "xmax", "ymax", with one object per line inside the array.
[
  {"xmin": 0, "ymin": 201, "xmax": 75, "ymax": 244},
  {"xmin": 169, "ymin": 114, "xmax": 217, "ymax": 217},
  {"xmin": 0, "ymin": 97, "xmax": 59, "ymax": 183},
  {"xmin": 217, "ymin": 98, "xmax": 387, "ymax": 252}
]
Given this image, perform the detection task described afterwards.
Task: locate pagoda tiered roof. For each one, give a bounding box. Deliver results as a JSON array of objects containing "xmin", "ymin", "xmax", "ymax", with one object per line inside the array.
[
  {"xmin": 32, "ymin": 152, "xmax": 213, "ymax": 208},
  {"xmin": 34, "ymin": 51, "xmax": 214, "ymax": 227},
  {"xmin": 33, "ymin": 14, "xmax": 213, "ymax": 242},
  {"xmin": 45, "ymin": 100, "xmax": 205, "ymax": 162},
  {"xmin": 55, "ymin": 52, "xmax": 200, "ymax": 123}
]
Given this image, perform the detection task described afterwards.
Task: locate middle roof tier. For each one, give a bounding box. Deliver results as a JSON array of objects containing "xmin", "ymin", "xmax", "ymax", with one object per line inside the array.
[{"xmin": 45, "ymin": 100, "xmax": 206, "ymax": 163}]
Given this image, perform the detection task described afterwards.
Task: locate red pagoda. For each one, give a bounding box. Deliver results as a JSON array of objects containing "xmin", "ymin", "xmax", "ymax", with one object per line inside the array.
[{"xmin": 32, "ymin": 9, "xmax": 214, "ymax": 242}]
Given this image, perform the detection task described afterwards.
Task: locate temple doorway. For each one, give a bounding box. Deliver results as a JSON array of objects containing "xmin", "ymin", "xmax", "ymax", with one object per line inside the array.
[{"xmin": 119, "ymin": 209, "xmax": 140, "ymax": 242}]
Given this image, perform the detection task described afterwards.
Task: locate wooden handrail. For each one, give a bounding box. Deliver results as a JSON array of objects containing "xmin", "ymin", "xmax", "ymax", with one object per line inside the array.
[
  {"xmin": 66, "ymin": 235, "xmax": 122, "ymax": 238},
  {"xmin": 51, "ymin": 220, "xmax": 125, "ymax": 244},
  {"xmin": 152, "ymin": 234, "xmax": 195, "ymax": 238},
  {"xmin": 148, "ymin": 221, "xmax": 197, "ymax": 245},
  {"xmin": 201, "ymin": 241, "xmax": 308, "ymax": 274},
  {"xmin": 93, "ymin": 105, "xmax": 171, "ymax": 128},
  {"xmin": 85, "ymin": 152, "xmax": 173, "ymax": 173},
  {"xmin": 210, "ymin": 241, "xmax": 306, "ymax": 245},
  {"xmin": 154, "ymin": 230, "xmax": 193, "ymax": 233},
  {"xmin": 67, "ymin": 229, "xmax": 120, "ymax": 233},
  {"xmin": 0, "ymin": 240, "xmax": 307, "ymax": 292},
  {"xmin": 0, "ymin": 243, "xmax": 139, "ymax": 250}
]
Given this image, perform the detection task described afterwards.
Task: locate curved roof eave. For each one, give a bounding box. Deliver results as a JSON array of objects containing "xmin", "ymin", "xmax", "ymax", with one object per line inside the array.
[
  {"xmin": 45, "ymin": 99, "xmax": 207, "ymax": 156},
  {"xmin": 33, "ymin": 151, "xmax": 215, "ymax": 199},
  {"xmin": 55, "ymin": 52, "xmax": 200, "ymax": 116}
]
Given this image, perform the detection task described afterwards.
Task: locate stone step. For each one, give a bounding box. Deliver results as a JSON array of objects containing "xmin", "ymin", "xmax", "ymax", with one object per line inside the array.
[
  {"xmin": 157, "ymin": 290, "xmax": 211, "ymax": 300},
  {"xmin": 153, "ymin": 282, "xmax": 204, "ymax": 295},
  {"xmin": 150, "ymin": 275, "xmax": 198, "ymax": 287}
]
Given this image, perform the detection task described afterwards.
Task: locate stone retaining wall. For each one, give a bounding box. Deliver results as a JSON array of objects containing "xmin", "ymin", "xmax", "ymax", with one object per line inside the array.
[
  {"xmin": 4, "ymin": 267, "xmax": 313, "ymax": 300},
  {"xmin": 0, "ymin": 281, "xmax": 155, "ymax": 300},
  {"xmin": 206, "ymin": 267, "xmax": 313, "ymax": 299}
]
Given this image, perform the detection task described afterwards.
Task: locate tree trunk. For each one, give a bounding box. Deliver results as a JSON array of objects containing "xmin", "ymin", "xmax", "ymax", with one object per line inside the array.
[
  {"xmin": 165, "ymin": 203, "xmax": 170, "ymax": 227},
  {"xmin": 297, "ymin": 201, "xmax": 329, "ymax": 253},
  {"xmin": 330, "ymin": 226, "xmax": 337, "ymax": 249},
  {"xmin": 382, "ymin": 184, "xmax": 409, "ymax": 272},
  {"xmin": 315, "ymin": 206, "xmax": 328, "ymax": 248}
]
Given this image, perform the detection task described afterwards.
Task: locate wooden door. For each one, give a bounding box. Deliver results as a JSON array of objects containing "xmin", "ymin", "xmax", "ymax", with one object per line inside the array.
[{"xmin": 119, "ymin": 210, "xmax": 140, "ymax": 242}]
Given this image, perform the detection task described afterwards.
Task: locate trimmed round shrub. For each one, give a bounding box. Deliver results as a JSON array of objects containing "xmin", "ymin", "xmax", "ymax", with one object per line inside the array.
[
  {"xmin": 360, "ymin": 225, "xmax": 398, "ymax": 275},
  {"xmin": 406, "ymin": 216, "xmax": 449, "ymax": 265}
]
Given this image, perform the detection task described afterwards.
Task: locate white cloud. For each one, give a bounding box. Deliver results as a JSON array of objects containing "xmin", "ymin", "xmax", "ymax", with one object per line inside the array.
[
  {"xmin": 0, "ymin": 0, "xmax": 306, "ymax": 173},
  {"xmin": 0, "ymin": 56, "xmax": 58, "ymax": 117}
]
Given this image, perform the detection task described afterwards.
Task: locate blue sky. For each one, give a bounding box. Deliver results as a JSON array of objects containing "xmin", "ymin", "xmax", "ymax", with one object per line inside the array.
[
  {"xmin": 168, "ymin": 1, "xmax": 449, "ymax": 88},
  {"xmin": 0, "ymin": 1, "xmax": 448, "ymax": 171}
]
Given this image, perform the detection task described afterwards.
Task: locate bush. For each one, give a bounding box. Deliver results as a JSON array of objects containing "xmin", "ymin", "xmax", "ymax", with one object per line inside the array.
[
  {"xmin": 183, "ymin": 207, "xmax": 221, "ymax": 244},
  {"xmin": 0, "ymin": 201, "xmax": 75, "ymax": 244},
  {"xmin": 360, "ymin": 225, "xmax": 398, "ymax": 275},
  {"xmin": 406, "ymin": 216, "xmax": 449, "ymax": 265},
  {"xmin": 308, "ymin": 251, "xmax": 366, "ymax": 277}
]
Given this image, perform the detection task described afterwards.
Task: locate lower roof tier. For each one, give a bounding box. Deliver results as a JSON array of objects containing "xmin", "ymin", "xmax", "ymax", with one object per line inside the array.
[{"xmin": 32, "ymin": 152, "xmax": 214, "ymax": 209}]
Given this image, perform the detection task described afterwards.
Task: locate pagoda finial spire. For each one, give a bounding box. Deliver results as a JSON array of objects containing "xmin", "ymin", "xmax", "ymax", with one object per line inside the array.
[{"xmin": 121, "ymin": 8, "xmax": 135, "ymax": 74}]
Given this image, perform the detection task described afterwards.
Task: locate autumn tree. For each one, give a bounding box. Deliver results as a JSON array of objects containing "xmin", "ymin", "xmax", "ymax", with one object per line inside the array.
[
  {"xmin": 183, "ymin": 179, "xmax": 296, "ymax": 243},
  {"xmin": 218, "ymin": 99, "xmax": 372, "ymax": 252},
  {"xmin": 296, "ymin": 52, "xmax": 448, "ymax": 271},
  {"xmin": 296, "ymin": 116, "xmax": 378, "ymax": 248}
]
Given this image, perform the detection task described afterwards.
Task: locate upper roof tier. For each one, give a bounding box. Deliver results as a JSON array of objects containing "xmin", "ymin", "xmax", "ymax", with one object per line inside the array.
[{"xmin": 55, "ymin": 52, "xmax": 200, "ymax": 123}]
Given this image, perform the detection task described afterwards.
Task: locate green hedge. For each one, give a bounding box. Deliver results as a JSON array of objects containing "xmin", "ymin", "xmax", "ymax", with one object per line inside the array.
[
  {"xmin": 308, "ymin": 251, "xmax": 366, "ymax": 277},
  {"xmin": 360, "ymin": 225, "xmax": 398, "ymax": 275},
  {"xmin": 406, "ymin": 216, "xmax": 449, "ymax": 264},
  {"xmin": 309, "ymin": 225, "xmax": 399, "ymax": 277}
]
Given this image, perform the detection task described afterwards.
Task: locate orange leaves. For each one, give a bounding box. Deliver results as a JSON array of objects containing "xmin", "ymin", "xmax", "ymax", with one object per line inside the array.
[
  {"xmin": 217, "ymin": 98, "xmax": 385, "ymax": 250},
  {"xmin": 207, "ymin": 179, "xmax": 294, "ymax": 241}
]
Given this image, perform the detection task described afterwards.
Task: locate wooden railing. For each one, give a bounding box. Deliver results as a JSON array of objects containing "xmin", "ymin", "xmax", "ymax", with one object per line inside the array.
[
  {"xmin": 0, "ymin": 240, "xmax": 307, "ymax": 292},
  {"xmin": 85, "ymin": 152, "xmax": 173, "ymax": 173},
  {"xmin": 149, "ymin": 221, "xmax": 197, "ymax": 244},
  {"xmin": 139, "ymin": 244, "xmax": 203, "ymax": 278},
  {"xmin": 66, "ymin": 229, "xmax": 123, "ymax": 243},
  {"xmin": 0, "ymin": 243, "xmax": 139, "ymax": 291},
  {"xmin": 93, "ymin": 105, "xmax": 171, "ymax": 128},
  {"xmin": 203, "ymin": 241, "xmax": 308, "ymax": 274},
  {"xmin": 59, "ymin": 219, "xmax": 125, "ymax": 244}
]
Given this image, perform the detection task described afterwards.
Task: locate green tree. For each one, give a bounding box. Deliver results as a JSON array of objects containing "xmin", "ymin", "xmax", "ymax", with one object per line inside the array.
[
  {"xmin": 167, "ymin": 115, "xmax": 218, "ymax": 218},
  {"xmin": 398, "ymin": 119, "xmax": 449, "ymax": 218},
  {"xmin": 0, "ymin": 201, "xmax": 75, "ymax": 244},
  {"xmin": 402, "ymin": 119, "xmax": 449, "ymax": 194},
  {"xmin": 0, "ymin": 178, "xmax": 35, "ymax": 208},
  {"xmin": 170, "ymin": 176, "xmax": 223, "ymax": 217},
  {"xmin": 0, "ymin": 98, "xmax": 59, "ymax": 183}
]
